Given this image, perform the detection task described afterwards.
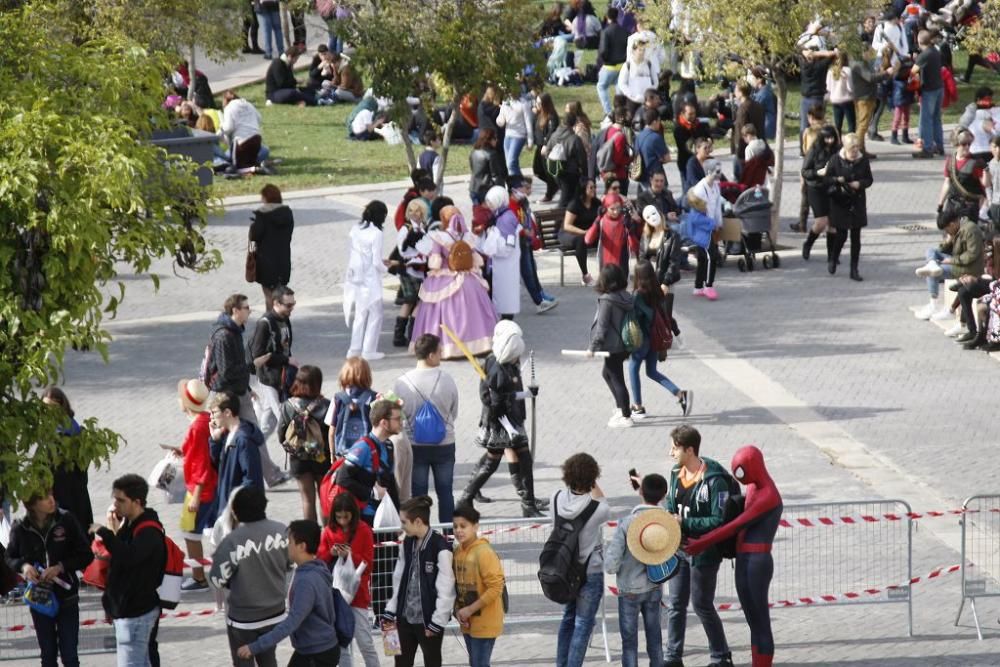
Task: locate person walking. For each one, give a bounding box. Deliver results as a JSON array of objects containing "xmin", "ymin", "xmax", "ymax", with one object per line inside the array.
[
  {"xmin": 531, "ymin": 94, "xmax": 560, "ymax": 204},
  {"xmin": 587, "ymin": 263, "xmax": 634, "ymax": 428},
  {"xmin": 468, "ymin": 129, "xmax": 507, "ymax": 205},
  {"xmin": 278, "ymin": 365, "xmax": 332, "ymax": 524},
  {"xmin": 6, "ymin": 489, "xmax": 93, "ymax": 667},
  {"xmin": 496, "ymin": 90, "xmax": 534, "ymax": 176},
  {"xmin": 248, "ymin": 184, "xmax": 293, "ymax": 310},
  {"xmin": 800, "ymin": 126, "xmax": 841, "ymax": 262},
  {"xmin": 209, "ymin": 486, "xmax": 291, "ymax": 667},
  {"xmin": 596, "ymin": 6, "xmax": 629, "ymax": 117},
  {"xmin": 826, "ymin": 51, "xmax": 856, "ymax": 136},
  {"xmin": 824, "ymin": 133, "xmax": 873, "ymax": 281},
  {"xmin": 545, "ymin": 113, "xmax": 588, "ymax": 208},
  {"xmin": 343, "ymin": 201, "xmax": 389, "ymax": 361},
  {"xmin": 393, "ymin": 334, "xmax": 459, "ymax": 524},
  {"xmin": 248, "ymin": 285, "xmax": 296, "ymax": 441},
  {"xmin": 207, "ymin": 391, "xmax": 266, "ymax": 525}
]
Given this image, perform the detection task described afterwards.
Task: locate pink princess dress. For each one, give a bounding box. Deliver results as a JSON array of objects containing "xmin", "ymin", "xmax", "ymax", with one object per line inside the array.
[{"xmin": 409, "ymin": 208, "xmax": 498, "ymax": 359}]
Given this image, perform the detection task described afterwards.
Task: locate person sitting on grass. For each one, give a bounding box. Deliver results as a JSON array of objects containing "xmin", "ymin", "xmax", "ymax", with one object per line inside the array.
[
  {"xmin": 220, "ymin": 90, "xmax": 273, "ymax": 174},
  {"xmin": 265, "ymin": 48, "xmax": 317, "ymax": 107},
  {"xmin": 347, "ymin": 96, "xmax": 385, "ymax": 141}
]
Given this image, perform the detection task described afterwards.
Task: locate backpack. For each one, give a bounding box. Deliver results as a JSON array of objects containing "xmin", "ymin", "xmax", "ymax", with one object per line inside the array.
[
  {"xmin": 406, "ymin": 373, "xmax": 447, "ymax": 444},
  {"xmin": 595, "ymin": 133, "xmax": 618, "ymax": 175},
  {"xmin": 331, "ymin": 587, "xmax": 355, "ymax": 648},
  {"xmin": 198, "ymin": 340, "xmax": 217, "ymax": 388},
  {"xmin": 620, "ymin": 310, "xmax": 644, "ymax": 353},
  {"xmin": 283, "ymin": 400, "xmax": 327, "ymax": 462},
  {"xmin": 649, "ymin": 302, "xmax": 673, "ymax": 353},
  {"xmin": 537, "ymin": 494, "xmax": 600, "ymax": 604},
  {"xmin": 134, "ymin": 520, "xmax": 186, "ymax": 610},
  {"xmin": 319, "ymin": 436, "xmax": 380, "ymax": 520},
  {"xmin": 716, "ymin": 471, "xmax": 745, "ymax": 559},
  {"xmin": 333, "ymin": 390, "xmax": 376, "ymax": 457},
  {"xmin": 448, "ymin": 238, "xmax": 475, "ymax": 272}
]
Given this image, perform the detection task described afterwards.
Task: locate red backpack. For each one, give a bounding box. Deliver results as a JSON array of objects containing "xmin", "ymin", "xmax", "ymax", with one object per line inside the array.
[
  {"xmin": 319, "ymin": 437, "xmax": 380, "ymax": 520},
  {"xmin": 134, "ymin": 520, "xmax": 186, "ymax": 610}
]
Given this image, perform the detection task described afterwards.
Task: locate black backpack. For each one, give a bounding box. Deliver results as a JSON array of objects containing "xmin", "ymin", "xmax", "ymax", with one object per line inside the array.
[
  {"xmin": 538, "ymin": 494, "xmax": 599, "ymax": 604},
  {"xmin": 717, "ymin": 471, "xmax": 745, "ymax": 559}
]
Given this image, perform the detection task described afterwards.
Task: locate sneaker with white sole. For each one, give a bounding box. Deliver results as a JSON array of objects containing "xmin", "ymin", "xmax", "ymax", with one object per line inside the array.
[
  {"xmin": 915, "ymin": 260, "xmax": 944, "ymax": 278},
  {"xmin": 944, "ymin": 322, "xmax": 965, "ymax": 337},
  {"xmin": 582, "ymin": 274, "xmax": 594, "ymax": 286},
  {"xmin": 930, "ymin": 308, "xmax": 954, "ymax": 321},
  {"xmin": 914, "ymin": 302, "xmax": 936, "ymax": 320},
  {"xmin": 672, "ymin": 333, "xmax": 684, "ymax": 349},
  {"xmin": 630, "ymin": 406, "xmax": 647, "ymax": 420},
  {"xmin": 678, "ymin": 390, "xmax": 693, "ymax": 416},
  {"xmin": 692, "ymin": 288, "xmax": 706, "ymax": 297},
  {"xmin": 607, "ymin": 414, "xmax": 634, "ymax": 428},
  {"xmin": 536, "ymin": 298, "xmax": 558, "ymax": 314}
]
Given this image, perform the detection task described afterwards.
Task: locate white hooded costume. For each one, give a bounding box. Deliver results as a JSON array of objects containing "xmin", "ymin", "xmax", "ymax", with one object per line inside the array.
[
  {"xmin": 343, "ymin": 201, "xmax": 389, "ymax": 359},
  {"xmin": 480, "ymin": 186, "xmax": 522, "ymax": 317}
]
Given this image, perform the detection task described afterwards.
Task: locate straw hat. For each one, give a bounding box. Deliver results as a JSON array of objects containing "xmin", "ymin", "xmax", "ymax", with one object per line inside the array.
[
  {"xmin": 627, "ymin": 509, "xmax": 681, "ymax": 565},
  {"xmin": 177, "ymin": 378, "xmax": 210, "ymax": 413}
]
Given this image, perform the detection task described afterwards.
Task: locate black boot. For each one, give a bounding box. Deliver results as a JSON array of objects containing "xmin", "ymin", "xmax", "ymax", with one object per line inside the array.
[
  {"xmin": 964, "ymin": 323, "xmax": 987, "ymax": 350},
  {"xmin": 826, "ymin": 234, "xmax": 837, "ymax": 274},
  {"xmin": 890, "ymin": 130, "xmax": 900, "ymax": 145},
  {"xmin": 902, "ymin": 129, "xmax": 914, "ymax": 144},
  {"xmin": 459, "ymin": 455, "xmax": 501, "ymax": 506},
  {"xmin": 850, "ymin": 265, "xmax": 863, "ymax": 281},
  {"xmin": 515, "ymin": 452, "xmax": 546, "ymax": 517},
  {"xmin": 802, "ymin": 231, "xmax": 819, "ymax": 260},
  {"xmin": 392, "ymin": 317, "xmax": 408, "ymax": 347}
]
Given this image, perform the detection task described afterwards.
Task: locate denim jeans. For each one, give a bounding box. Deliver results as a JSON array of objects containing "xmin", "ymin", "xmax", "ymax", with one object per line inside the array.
[
  {"xmin": 257, "ymin": 8, "xmax": 284, "ymax": 58},
  {"xmin": 32, "ymin": 600, "xmax": 80, "ymax": 667},
  {"xmin": 597, "ymin": 66, "xmax": 621, "ymax": 115},
  {"xmin": 618, "ymin": 588, "xmax": 663, "ymax": 667},
  {"xmin": 503, "ymin": 135, "xmax": 527, "ymax": 176},
  {"xmin": 628, "ymin": 342, "xmax": 679, "ymax": 407},
  {"xmin": 463, "ymin": 635, "xmax": 496, "ymax": 667},
  {"xmin": 114, "ymin": 607, "xmax": 159, "ymax": 667},
  {"xmin": 519, "ymin": 238, "xmax": 545, "ymax": 305},
  {"xmin": 918, "ymin": 87, "xmax": 944, "ymax": 153},
  {"xmin": 799, "ymin": 95, "xmax": 825, "ymax": 137},
  {"xmin": 556, "ymin": 570, "xmax": 604, "ymax": 667},
  {"xmin": 665, "ymin": 558, "xmax": 729, "ymax": 662},
  {"xmin": 925, "ymin": 248, "xmax": 953, "ymax": 298},
  {"xmin": 411, "ymin": 443, "xmax": 456, "ymax": 523}
]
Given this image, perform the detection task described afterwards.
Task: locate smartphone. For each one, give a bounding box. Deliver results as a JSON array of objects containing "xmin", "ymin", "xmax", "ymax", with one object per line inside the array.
[{"xmin": 628, "ymin": 468, "xmax": 640, "ymax": 490}]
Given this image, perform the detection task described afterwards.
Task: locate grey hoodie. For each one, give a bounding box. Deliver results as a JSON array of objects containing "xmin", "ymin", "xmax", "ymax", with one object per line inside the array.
[
  {"xmin": 550, "ymin": 488, "xmax": 611, "ymax": 574},
  {"xmin": 209, "ymin": 518, "xmax": 291, "ymax": 626},
  {"xmin": 590, "ymin": 290, "xmax": 634, "ymax": 354},
  {"xmin": 604, "ymin": 504, "xmax": 661, "ymax": 594}
]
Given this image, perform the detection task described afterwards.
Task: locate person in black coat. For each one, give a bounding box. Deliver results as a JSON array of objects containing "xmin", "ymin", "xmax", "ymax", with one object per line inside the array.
[
  {"xmin": 468, "ymin": 129, "xmax": 507, "ymax": 204},
  {"xmin": 824, "ymin": 133, "xmax": 873, "ymax": 281},
  {"xmin": 265, "ymin": 49, "xmax": 316, "ymax": 106},
  {"xmin": 801, "ymin": 125, "xmax": 840, "ymax": 261},
  {"xmin": 42, "ymin": 386, "xmax": 95, "ymax": 530},
  {"xmin": 249, "ymin": 184, "xmax": 294, "ymax": 309},
  {"xmin": 6, "ymin": 491, "xmax": 94, "ymax": 666}
]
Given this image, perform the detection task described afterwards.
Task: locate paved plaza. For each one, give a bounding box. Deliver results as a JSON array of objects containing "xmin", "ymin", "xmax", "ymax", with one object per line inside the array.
[{"xmin": 4, "ymin": 136, "xmax": 1000, "ymax": 666}]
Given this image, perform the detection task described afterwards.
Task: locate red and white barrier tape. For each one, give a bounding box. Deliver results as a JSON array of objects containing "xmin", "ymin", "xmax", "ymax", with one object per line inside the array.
[
  {"xmin": 1, "ymin": 606, "xmax": 222, "ymax": 634},
  {"xmin": 607, "ymin": 564, "xmax": 961, "ymax": 611}
]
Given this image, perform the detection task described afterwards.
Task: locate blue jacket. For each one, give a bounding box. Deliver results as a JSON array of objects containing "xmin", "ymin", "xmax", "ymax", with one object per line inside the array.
[
  {"xmin": 680, "ymin": 209, "xmax": 718, "ymax": 249},
  {"xmin": 210, "ymin": 419, "xmax": 265, "ymax": 519},
  {"xmin": 249, "ymin": 559, "xmax": 338, "ymax": 656}
]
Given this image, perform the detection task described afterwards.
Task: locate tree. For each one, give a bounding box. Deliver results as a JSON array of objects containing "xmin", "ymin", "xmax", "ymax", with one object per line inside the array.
[
  {"xmin": 643, "ymin": 0, "xmax": 873, "ymax": 242},
  {"xmin": 338, "ymin": 0, "xmax": 546, "ymax": 188},
  {"xmin": 0, "ymin": 2, "xmax": 220, "ymax": 504},
  {"xmin": 962, "ymin": 0, "xmax": 1000, "ymax": 57}
]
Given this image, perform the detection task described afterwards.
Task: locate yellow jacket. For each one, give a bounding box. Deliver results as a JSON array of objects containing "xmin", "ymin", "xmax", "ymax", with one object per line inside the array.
[{"xmin": 453, "ymin": 537, "xmax": 505, "ymax": 638}]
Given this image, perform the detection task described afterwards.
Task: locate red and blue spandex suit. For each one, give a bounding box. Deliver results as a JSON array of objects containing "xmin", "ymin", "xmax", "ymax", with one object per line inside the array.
[{"xmin": 685, "ymin": 445, "xmax": 782, "ymax": 667}]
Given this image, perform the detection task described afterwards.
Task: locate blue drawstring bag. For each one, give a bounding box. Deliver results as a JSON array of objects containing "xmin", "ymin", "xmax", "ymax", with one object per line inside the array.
[
  {"xmin": 406, "ymin": 374, "xmax": 447, "ymax": 445},
  {"xmin": 23, "ymin": 580, "xmax": 59, "ymax": 618}
]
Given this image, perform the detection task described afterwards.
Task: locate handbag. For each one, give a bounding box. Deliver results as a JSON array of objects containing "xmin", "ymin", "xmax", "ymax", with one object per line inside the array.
[
  {"xmin": 82, "ymin": 537, "xmax": 112, "ymax": 589},
  {"xmin": 245, "ymin": 238, "xmax": 257, "ymax": 283}
]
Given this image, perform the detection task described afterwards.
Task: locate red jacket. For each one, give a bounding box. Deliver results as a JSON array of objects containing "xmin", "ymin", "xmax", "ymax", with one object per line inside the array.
[
  {"xmin": 585, "ymin": 212, "xmax": 637, "ymax": 270},
  {"xmin": 318, "ymin": 520, "xmax": 375, "ymax": 609},
  {"xmin": 606, "ymin": 125, "xmax": 630, "ymax": 182},
  {"xmin": 182, "ymin": 412, "xmax": 217, "ymax": 503}
]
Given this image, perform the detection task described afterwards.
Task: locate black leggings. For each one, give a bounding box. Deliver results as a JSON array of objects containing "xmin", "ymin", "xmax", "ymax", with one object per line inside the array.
[
  {"xmin": 532, "ymin": 146, "xmax": 559, "ymax": 200},
  {"xmin": 827, "ymin": 227, "xmax": 861, "ymax": 268},
  {"xmin": 558, "ymin": 231, "xmax": 589, "ymax": 275},
  {"xmin": 694, "ymin": 245, "xmax": 720, "ymax": 288},
  {"xmin": 735, "ymin": 553, "xmax": 774, "ymax": 658},
  {"xmin": 602, "ymin": 352, "xmax": 631, "ymax": 417}
]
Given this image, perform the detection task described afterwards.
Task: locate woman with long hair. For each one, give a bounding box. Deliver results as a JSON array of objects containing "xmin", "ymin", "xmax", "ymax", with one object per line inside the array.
[
  {"xmin": 559, "ymin": 179, "xmax": 601, "ymax": 285},
  {"xmin": 532, "ymin": 92, "xmax": 560, "ymax": 203},
  {"xmin": 801, "ymin": 125, "xmax": 841, "ymax": 262},
  {"xmin": 587, "ymin": 263, "xmax": 635, "ymax": 428},
  {"xmin": 278, "ymin": 365, "xmax": 332, "ymax": 523},
  {"xmin": 468, "ymin": 128, "xmax": 507, "ymax": 204},
  {"xmin": 41, "ymin": 387, "xmax": 94, "ymax": 529}
]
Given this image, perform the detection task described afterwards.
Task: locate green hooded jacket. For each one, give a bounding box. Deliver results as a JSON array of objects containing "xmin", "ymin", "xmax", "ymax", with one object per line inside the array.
[{"xmin": 664, "ymin": 456, "xmax": 731, "ymax": 567}]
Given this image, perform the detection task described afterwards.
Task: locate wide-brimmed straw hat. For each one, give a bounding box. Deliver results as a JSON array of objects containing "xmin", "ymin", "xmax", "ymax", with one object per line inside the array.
[
  {"xmin": 627, "ymin": 509, "xmax": 681, "ymax": 565},
  {"xmin": 177, "ymin": 378, "xmax": 210, "ymax": 413}
]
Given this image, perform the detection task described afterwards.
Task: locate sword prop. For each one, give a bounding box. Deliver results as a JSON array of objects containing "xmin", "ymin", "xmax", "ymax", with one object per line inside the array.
[
  {"xmin": 440, "ymin": 323, "xmax": 487, "ymax": 380},
  {"xmin": 561, "ymin": 349, "xmax": 610, "ymax": 358},
  {"xmin": 528, "ymin": 350, "xmax": 538, "ymax": 458}
]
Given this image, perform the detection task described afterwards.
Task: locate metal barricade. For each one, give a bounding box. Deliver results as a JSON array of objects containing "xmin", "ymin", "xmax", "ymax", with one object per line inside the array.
[
  {"xmin": 1, "ymin": 586, "xmax": 116, "ymax": 661},
  {"xmin": 373, "ymin": 517, "xmax": 611, "ymax": 661},
  {"xmin": 955, "ymin": 494, "xmax": 1000, "ymax": 640}
]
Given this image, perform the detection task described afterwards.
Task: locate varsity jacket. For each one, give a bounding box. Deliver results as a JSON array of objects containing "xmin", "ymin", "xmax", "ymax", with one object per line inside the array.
[{"xmin": 383, "ymin": 530, "xmax": 455, "ymax": 634}]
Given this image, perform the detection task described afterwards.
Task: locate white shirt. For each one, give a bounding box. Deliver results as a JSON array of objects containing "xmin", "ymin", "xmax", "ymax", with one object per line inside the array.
[
  {"xmin": 872, "ymin": 21, "xmax": 908, "ymax": 67},
  {"xmin": 496, "ymin": 97, "xmax": 534, "ymax": 142},
  {"xmin": 351, "ymin": 108, "xmax": 374, "ymax": 136},
  {"xmin": 220, "ymin": 98, "xmax": 262, "ymax": 144}
]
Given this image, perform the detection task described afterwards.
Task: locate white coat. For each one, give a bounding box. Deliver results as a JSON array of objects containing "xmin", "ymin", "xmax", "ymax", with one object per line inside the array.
[
  {"xmin": 343, "ymin": 222, "xmax": 387, "ymax": 324},
  {"xmin": 479, "ymin": 213, "xmax": 521, "ymax": 316}
]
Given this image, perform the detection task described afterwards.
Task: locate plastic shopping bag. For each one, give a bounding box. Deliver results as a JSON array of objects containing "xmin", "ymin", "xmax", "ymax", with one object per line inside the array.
[
  {"xmin": 147, "ymin": 453, "xmax": 185, "ymax": 504},
  {"xmin": 0, "ymin": 513, "xmax": 10, "ymax": 549},
  {"xmin": 373, "ymin": 494, "xmax": 400, "ymax": 531},
  {"xmin": 332, "ymin": 553, "xmax": 367, "ymax": 604}
]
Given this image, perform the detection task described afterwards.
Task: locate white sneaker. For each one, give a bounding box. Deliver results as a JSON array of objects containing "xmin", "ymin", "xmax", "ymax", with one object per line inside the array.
[
  {"xmin": 914, "ymin": 302, "xmax": 936, "ymax": 320},
  {"xmin": 362, "ymin": 351, "xmax": 386, "ymax": 361},
  {"xmin": 944, "ymin": 322, "xmax": 965, "ymax": 337},
  {"xmin": 930, "ymin": 308, "xmax": 954, "ymax": 321},
  {"xmin": 630, "ymin": 406, "xmax": 647, "ymax": 420},
  {"xmin": 536, "ymin": 299, "xmax": 558, "ymax": 314},
  {"xmin": 672, "ymin": 333, "xmax": 684, "ymax": 349},
  {"xmin": 915, "ymin": 260, "xmax": 944, "ymax": 278},
  {"xmin": 692, "ymin": 288, "xmax": 706, "ymax": 297},
  {"xmin": 581, "ymin": 274, "xmax": 594, "ymax": 286},
  {"xmin": 607, "ymin": 414, "xmax": 634, "ymax": 428}
]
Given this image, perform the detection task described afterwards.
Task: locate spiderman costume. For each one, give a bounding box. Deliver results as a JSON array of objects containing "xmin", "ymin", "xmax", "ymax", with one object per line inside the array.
[{"xmin": 685, "ymin": 445, "xmax": 782, "ymax": 667}]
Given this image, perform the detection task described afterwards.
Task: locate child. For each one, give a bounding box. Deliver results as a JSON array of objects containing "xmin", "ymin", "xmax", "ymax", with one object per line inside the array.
[
  {"xmin": 584, "ymin": 191, "xmax": 638, "ymax": 271},
  {"xmin": 343, "ymin": 200, "xmax": 389, "ymax": 361},
  {"xmin": 459, "ymin": 320, "xmax": 548, "ymax": 517},
  {"xmin": 382, "ymin": 496, "xmax": 456, "ymax": 667},
  {"xmin": 324, "ymin": 357, "xmax": 377, "ymax": 460},
  {"xmin": 629, "ymin": 261, "xmax": 692, "ymax": 418},
  {"xmin": 603, "ymin": 473, "xmax": 670, "ymax": 667},
  {"xmin": 452, "ymin": 504, "xmax": 506, "ymax": 667},
  {"xmin": 318, "ymin": 493, "xmax": 379, "ymax": 667},
  {"xmin": 588, "ymin": 263, "xmax": 635, "ymax": 428},
  {"xmin": 237, "ymin": 520, "xmax": 341, "ymax": 665},
  {"xmin": 392, "ymin": 198, "xmax": 428, "ymax": 347},
  {"xmin": 681, "ymin": 191, "xmax": 721, "ymax": 301}
]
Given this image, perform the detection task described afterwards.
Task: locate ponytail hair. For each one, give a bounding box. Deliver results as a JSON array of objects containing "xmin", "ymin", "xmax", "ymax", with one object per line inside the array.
[{"xmin": 400, "ymin": 495, "xmax": 433, "ymax": 526}]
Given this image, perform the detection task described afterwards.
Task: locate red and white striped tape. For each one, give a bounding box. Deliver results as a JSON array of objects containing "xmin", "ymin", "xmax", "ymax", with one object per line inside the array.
[
  {"xmin": 607, "ymin": 564, "xmax": 961, "ymax": 611},
  {"xmin": 0, "ymin": 606, "xmax": 222, "ymax": 634}
]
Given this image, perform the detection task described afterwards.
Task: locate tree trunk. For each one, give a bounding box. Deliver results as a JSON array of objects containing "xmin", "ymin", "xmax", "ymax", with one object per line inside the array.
[
  {"xmin": 188, "ymin": 44, "xmax": 197, "ymax": 102},
  {"xmin": 400, "ymin": 106, "xmax": 417, "ymax": 171},
  {"xmin": 437, "ymin": 93, "xmax": 461, "ymax": 192},
  {"xmin": 770, "ymin": 70, "xmax": 788, "ymax": 247}
]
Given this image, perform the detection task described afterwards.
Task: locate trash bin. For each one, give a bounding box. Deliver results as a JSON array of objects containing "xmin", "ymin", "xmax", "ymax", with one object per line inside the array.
[{"xmin": 150, "ymin": 127, "xmax": 216, "ymax": 187}]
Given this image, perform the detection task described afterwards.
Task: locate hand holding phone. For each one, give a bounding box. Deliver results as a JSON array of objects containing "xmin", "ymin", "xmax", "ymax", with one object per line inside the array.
[{"xmin": 628, "ymin": 468, "xmax": 640, "ymax": 490}]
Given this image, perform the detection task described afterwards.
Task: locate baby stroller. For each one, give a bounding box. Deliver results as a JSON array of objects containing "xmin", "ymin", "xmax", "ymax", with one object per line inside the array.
[{"xmin": 729, "ymin": 186, "xmax": 779, "ymax": 271}]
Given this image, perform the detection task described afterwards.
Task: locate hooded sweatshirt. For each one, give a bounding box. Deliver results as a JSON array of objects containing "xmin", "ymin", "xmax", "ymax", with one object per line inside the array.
[
  {"xmin": 589, "ymin": 290, "xmax": 634, "ymax": 354},
  {"xmin": 97, "ymin": 509, "xmax": 166, "ymax": 619},
  {"xmin": 550, "ymin": 488, "xmax": 610, "ymax": 574},
  {"xmin": 209, "ymin": 419, "xmax": 265, "ymax": 521},
  {"xmin": 249, "ymin": 558, "xmax": 339, "ymax": 656},
  {"xmin": 665, "ymin": 456, "xmax": 730, "ymax": 567},
  {"xmin": 210, "ymin": 313, "xmax": 250, "ymax": 395},
  {"xmin": 453, "ymin": 537, "xmax": 505, "ymax": 639},
  {"xmin": 209, "ymin": 518, "xmax": 290, "ymax": 627},
  {"xmin": 603, "ymin": 504, "xmax": 661, "ymax": 594}
]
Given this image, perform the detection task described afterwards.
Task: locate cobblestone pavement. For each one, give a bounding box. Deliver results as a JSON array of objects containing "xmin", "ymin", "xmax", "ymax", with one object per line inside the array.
[{"xmin": 4, "ymin": 139, "xmax": 1000, "ymax": 666}]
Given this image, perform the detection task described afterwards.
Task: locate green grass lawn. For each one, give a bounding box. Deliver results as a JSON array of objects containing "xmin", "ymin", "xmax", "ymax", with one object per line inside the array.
[{"xmin": 211, "ymin": 50, "xmax": 990, "ymax": 198}]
